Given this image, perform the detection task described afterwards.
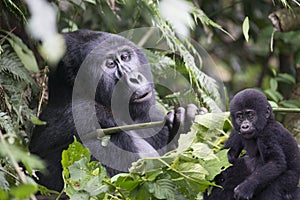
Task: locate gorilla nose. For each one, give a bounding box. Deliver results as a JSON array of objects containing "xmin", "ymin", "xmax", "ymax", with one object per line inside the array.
[
  {"xmin": 129, "ymin": 74, "xmax": 143, "ymax": 84},
  {"xmin": 241, "ymin": 123, "xmax": 249, "ymax": 130},
  {"xmin": 126, "ymin": 72, "xmax": 147, "ymax": 86}
]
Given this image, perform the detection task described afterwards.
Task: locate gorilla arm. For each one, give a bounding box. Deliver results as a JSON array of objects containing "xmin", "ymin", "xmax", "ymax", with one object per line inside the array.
[
  {"xmin": 224, "ymin": 130, "xmax": 244, "ymax": 163},
  {"xmin": 233, "ymin": 127, "xmax": 287, "ymax": 200}
]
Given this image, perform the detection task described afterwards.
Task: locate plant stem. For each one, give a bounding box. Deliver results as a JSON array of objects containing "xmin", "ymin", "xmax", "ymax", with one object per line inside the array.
[
  {"xmin": 83, "ymin": 121, "xmax": 165, "ymax": 140},
  {"xmin": 273, "ymin": 108, "xmax": 300, "ymax": 113},
  {"xmin": 0, "ymin": 130, "xmax": 37, "ymax": 200}
]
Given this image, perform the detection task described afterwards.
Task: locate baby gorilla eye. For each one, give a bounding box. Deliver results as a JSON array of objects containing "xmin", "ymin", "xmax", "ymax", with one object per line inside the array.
[
  {"xmin": 235, "ymin": 112, "xmax": 243, "ymax": 121},
  {"xmin": 120, "ymin": 52, "xmax": 131, "ymax": 62},
  {"xmin": 235, "ymin": 113, "xmax": 244, "ymax": 124},
  {"xmin": 246, "ymin": 110, "xmax": 255, "ymax": 120},
  {"xmin": 248, "ymin": 113, "xmax": 254, "ymax": 119},
  {"xmin": 105, "ymin": 59, "xmax": 116, "ymax": 68}
]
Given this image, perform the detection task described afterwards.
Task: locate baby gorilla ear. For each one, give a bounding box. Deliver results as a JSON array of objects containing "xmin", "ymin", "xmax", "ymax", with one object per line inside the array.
[{"xmin": 266, "ymin": 105, "xmax": 271, "ymax": 119}]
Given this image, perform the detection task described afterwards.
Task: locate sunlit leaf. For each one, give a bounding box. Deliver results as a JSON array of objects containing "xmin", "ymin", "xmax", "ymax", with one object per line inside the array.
[
  {"xmin": 31, "ymin": 116, "xmax": 47, "ymax": 125},
  {"xmin": 242, "ymin": 16, "xmax": 250, "ymax": 42}
]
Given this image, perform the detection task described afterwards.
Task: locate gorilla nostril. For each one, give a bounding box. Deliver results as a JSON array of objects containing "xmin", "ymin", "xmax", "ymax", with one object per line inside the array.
[
  {"xmin": 241, "ymin": 124, "xmax": 249, "ymax": 129},
  {"xmin": 129, "ymin": 77, "xmax": 139, "ymax": 84},
  {"xmin": 137, "ymin": 74, "xmax": 143, "ymax": 82}
]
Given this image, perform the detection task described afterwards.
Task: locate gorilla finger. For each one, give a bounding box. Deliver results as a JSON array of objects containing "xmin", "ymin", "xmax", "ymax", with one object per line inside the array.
[
  {"xmin": 198, "ymin": 107, "xmax": 208, "ymax": 115},
  {"xmin": 173, "ymin": 107, "xmax": 185, "ymax": 133},
  {"xmin": 184, "ymin": 104, "xmax": 198, "ymax": 131},
  {"xmin": 165, "ymin": 110, "xmax": 175, "ymax": 130}
]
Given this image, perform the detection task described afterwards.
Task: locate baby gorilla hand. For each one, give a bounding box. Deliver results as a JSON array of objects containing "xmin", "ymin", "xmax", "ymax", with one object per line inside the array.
[{"xmin": 234, "ymin": 181, "xmax": 255, "ymax": 200}]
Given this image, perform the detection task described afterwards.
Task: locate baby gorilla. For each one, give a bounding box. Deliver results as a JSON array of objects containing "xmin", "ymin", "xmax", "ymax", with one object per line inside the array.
[{"xmin": 205, "ymin": 89, "xmax": 300, "ymax": 200}]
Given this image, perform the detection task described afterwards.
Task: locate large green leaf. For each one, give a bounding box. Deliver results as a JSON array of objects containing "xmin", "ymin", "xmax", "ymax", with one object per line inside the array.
[{"xmin": 5, "ymin": 32, "xmax": 39, "ymax": 73}]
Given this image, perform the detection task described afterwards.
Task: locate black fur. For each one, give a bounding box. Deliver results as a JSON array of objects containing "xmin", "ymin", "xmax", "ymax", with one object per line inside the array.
[
  {"xmin": 204, "ymin": 89, "xmax": 300, "ymax": 200},
  {"xmin": 29, "ymin": 30, "xmax": 197, "ymax": 191}
]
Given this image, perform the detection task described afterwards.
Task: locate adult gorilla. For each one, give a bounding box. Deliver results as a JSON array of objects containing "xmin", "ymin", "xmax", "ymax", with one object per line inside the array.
[
  {"xmin": 29, "ymin": 30, "xmax": 199, "ymax": 191},
  {"xmin": 205, "ymin": 89, "xmax": 300, "ymax": 200}
]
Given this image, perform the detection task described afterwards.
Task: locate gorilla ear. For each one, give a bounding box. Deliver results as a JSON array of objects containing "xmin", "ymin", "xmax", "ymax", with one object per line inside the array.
[{"xmin": 266, "ymin": 106, "xmax": 271, "ymax": 119}]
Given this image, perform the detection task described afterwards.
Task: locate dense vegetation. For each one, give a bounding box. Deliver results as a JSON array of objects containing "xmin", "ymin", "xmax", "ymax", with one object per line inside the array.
[{"xmin": 0, "ymin": 0, "xmax": 300, "ymax": 199}]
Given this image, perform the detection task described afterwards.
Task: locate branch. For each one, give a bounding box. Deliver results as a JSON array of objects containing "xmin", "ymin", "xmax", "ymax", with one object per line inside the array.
[
  {"xmin": 83, "ymin": 121, "xmax": 165, "ymax": 140},
  {"xmin": 268, "ymin": 7, "xmax": 300, "ymax": 32},
  {"xmin": 273, "ymin": 107, "xmax": 300, "ymax": 113}
]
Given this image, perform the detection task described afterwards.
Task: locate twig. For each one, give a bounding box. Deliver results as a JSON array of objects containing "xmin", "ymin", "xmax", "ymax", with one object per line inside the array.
[
  {"xmin": 83, "ymin": 120, "xmax": 165, "ymax": 140},
  {"xmin": 37, "ymin": 67, "xmax": 49, "ymax": 117},
  {"xmin": 273, "ymin": 107, "xmax": 300, "ymax": 113}
]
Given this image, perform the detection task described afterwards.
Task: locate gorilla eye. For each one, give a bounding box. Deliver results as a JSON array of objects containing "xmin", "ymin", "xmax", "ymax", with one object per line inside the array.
[
  {"xmin": 246, "ymin": 110, "xmax": 255, "ymax": 120},
  {"xmin": 105, "ymin": 59, "xmax": 116, "ymax": 68},
  {"xmin": 120, "ymin": 52, "xmax": 131, "ymax": 62},
  {"xmin": 236, "ymin": 112, "xmax": 243, "ymax": 120},
  {"xmin": 238, "ymin": 115, "xmax": 243, "ymax": 120},
  {"xmin": 248, "ymin": 113, "xmax": 254, "ymax": 120}
]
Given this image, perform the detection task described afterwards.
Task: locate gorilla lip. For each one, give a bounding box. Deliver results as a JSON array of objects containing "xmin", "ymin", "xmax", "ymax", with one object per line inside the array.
[{"xmin": 131, "ymin": 88, "xmax": 153, "ymax": 103}]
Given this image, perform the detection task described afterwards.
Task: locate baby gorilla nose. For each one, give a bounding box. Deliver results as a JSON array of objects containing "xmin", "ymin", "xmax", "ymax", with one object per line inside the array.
[{"xmin": 241, "ymin": 123, "xmax": 250, "ymax": 131}]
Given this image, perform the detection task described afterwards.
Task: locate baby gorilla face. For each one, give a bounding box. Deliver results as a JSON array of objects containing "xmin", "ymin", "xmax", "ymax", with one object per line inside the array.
[{"xmin": 234, "ymin": 109, "xmax": 257, "ymax": 139}]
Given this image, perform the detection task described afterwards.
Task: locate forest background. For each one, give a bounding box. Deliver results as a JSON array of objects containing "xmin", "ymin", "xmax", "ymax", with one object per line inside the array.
[{"xmin": 1, "ymin": 0, "xmax": 300, "ymax": 199}]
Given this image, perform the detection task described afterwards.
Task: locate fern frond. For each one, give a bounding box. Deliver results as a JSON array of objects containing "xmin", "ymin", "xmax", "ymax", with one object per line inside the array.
[
  {"xmin": 0, "ymin": 112, "xmax": 16, "ymax": 135},
  {"xmin": 140, "ymin": 1, "xmax": 224, "ymax": 112},
  {"xmin": 0, "ymin": 44, "xmax": 35, "ymax": 85}
]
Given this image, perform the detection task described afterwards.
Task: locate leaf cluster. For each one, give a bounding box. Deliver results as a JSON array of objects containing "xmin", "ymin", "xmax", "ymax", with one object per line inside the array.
[
  {"xmin": 62, "ymin": 113, "xmax": 232, "ymax": 200},
  {"xmin": 0, "ymin": 32, "xmax": 44, "ymax": 199}
]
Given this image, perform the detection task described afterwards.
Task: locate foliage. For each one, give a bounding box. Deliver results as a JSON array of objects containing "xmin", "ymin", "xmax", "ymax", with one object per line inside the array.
[
  {"xmin": 0, "ymin": 24, "xmax": 45, "ymax": 200},
  {"xmin": 1, "ymin": 0, "xmax": 300, "ymax": 199},
  {"xmin": 62, "ymin": 113, "xmax": 231, "ymax": 200}
]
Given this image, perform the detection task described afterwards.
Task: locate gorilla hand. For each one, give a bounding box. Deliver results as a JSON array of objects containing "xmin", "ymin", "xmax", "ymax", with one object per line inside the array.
[
  {"xmin": 234, "ymin": 181, "xmax": 255, "ymax": 200},
  {"xmin": 165, "ymin": 104, "xmax": 207, "ymax": 135}
]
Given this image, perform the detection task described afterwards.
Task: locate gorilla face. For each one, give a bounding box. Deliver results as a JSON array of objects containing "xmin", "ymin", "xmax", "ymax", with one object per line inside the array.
[
  {"xmin": 75, "ymin": 34, "xmax": 155, "ymax": 114},
  {"xmin": 234, "ymin": 109, "xmax": 257, "ymax": 138},
  {"xmin": 100, "ymin": 46, "xmax": 154, "ymax": 104},
  {"xmin": 230, "ymin": 89, "xmax": 272, "ymax": 139}
]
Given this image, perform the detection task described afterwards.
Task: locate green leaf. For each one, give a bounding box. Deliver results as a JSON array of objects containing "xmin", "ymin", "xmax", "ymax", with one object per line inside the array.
[
  {"xmin": 0, "ymin": 167, "xmax": 9, "ymax": 190},
  {"xmin": 116, "ymin": 179, "xmax": 141, "ymax": 192},
  {"xmin": 0, "ymin": 143, "xmax": 44, "ymax": 175},
  {"xmin": 176, "ymin": 125, "xmax": 197, "ymax": 153},
  {"xmin": 276, "ymin": 73, "xmax": 296, "ymax": 84},
  {"xmin": 264, "ymin": 89, "xmax": 283, "ymax": 102},
  {"xmin": 194, "ymin": 112, "xmax": 230, "ymax": 130},
  {"xmin": 65, "ymin": 154, "xmax": 108, "ymax": 197},
  {"xmin": 281, "ymin": 100, "xmax": 300, "ymax": 108},
  {"xmin": 61, "ymin": 138, "xmax": 90, "ymax": 176},
  {"xmin": 0, "ymin": 189, "xmax": 9, "ymax": 200},
  {"xmin": 148, "ymin": 179, "xmax": 175, "ymax": 200},
  {"xmin": 176, "ymin": 162, "xmax": 208, "ymax": 180},
  {"xmin": 31, "ymin": 116, "xmax": 47, "ymax": 125},
  {"xmin": 268, "ymin": 101, "xmax": 279, "ymax": 108},
  {"xmin": 9, "ymin": 184, "xmax": 38, "ymax": 198},
  {"xmin": 269, "ymin": 78, "xmax": 278, "ymax": 91},
  {"xmin": 191, "ymin": 143, "xmax": 217, "ymax": 161},
  {"xmin": 134, "ymin": 183, "xmax": 151, "ymax": 200},
  {"xmin": 69, "ymin": 191, "xmax": 90, "ymax": 200},
  {"xmin": 203, "ymin": 149, "xmax": 231, "ymax": 181},
  {"xmin": 242, "ymin": 16, "xmax": 250, "ymax": 42},
  {"xmin": 83, "ymin": 0, "xmax": 96, "ymax": 4},
  {"xmin": 5, "ymin": 32, "xmax": 39, "ymax": 72}
]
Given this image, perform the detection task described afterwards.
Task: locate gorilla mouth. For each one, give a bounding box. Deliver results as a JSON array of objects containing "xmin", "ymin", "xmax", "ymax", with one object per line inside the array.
[
  {"xmin": 240, "ymin": 130, "xmax": 255, "ymax": 139},
  {"xmin": 131, "ymin": 86, "xmax": 153, "ymax": 103}
]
